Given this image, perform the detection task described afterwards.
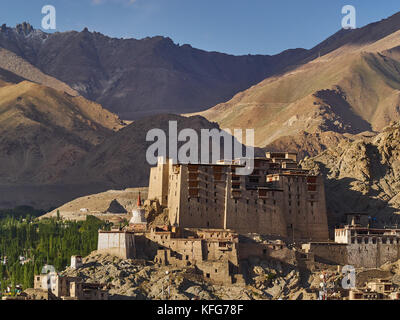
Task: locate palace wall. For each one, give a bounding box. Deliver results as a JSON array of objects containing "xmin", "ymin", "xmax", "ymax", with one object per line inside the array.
[
  {"xmin": 303, "ymin": 241, "xmax": 400, "ymax": 268},
  {"xmin": 97, "ymin": 231, "xmax": 136, "ymax": 259}
]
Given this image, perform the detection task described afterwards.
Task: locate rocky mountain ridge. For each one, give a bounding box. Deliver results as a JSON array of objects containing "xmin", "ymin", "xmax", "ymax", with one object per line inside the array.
[{"xmin": 0, "ymin": 22, "xmax": 309, "ymax": 120}]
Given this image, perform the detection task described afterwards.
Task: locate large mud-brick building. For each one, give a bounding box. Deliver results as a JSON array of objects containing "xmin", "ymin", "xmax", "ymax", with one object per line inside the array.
[{"xmin": 148, "ymin": 153, "xmax": 329, "ymax": 242}]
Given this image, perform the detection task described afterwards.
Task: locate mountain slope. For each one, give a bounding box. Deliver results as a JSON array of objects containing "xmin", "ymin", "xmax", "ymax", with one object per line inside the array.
[
  {"xmin": 0, "ymin": 110, "xmax": 261, "ymax": 209},
  {"xmin": 62, "ymin": 114, "xmax": 263, "ymax": 191},
  {"xmin": 196, "ymin": 14, "xmax": 400, "ymax": 156},
  {"xmin": 0, "ymin": 23, "xmax": 309, "ymax": 120},
  {"xmin": 0, "ymin": 80, "xmax": 124, "ymax": 189}
]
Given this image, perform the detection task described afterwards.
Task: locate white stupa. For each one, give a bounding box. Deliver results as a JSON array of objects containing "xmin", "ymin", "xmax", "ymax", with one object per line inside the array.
[{"xmin": 130, "ymin": 192, "xmax": 147, "ymax": 226}]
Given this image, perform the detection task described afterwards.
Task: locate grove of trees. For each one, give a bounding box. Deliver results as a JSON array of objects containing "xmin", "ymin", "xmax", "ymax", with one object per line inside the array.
[{"xmin": 0, "ymin": 208, "xmax": 106, "ymax": 294}]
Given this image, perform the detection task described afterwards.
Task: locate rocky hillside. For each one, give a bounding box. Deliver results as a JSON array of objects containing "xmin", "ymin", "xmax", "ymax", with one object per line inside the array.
[
  {"xmin": 301, "ymin": 121, "xmax": 400, "ymax": 228},
  {"xmin": 62, "ymin": 252, "xmax": 317, "ymax": 300},
  {"xmin": 197, "ymin": 12, "xmax": 400, "ymax": 157},
  {"xmin": 0, "ymin": 22, "xmax": 309, "ymax": 120},
  {"xmin": 61, "ymin": 250, "xmax": 400, "ymax": 300}
]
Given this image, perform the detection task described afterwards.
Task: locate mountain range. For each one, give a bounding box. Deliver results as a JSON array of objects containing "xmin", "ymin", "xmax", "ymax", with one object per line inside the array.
[
  {"xmin": 0, "ymin": 12, "xmax": 400, "ymax": 227},
  {"xmin": 0, "ymin": 22, "xmax": 309, "ymax": 120}
]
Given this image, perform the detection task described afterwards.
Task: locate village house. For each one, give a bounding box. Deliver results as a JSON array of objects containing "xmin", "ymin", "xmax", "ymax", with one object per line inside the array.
[
  {"xmin": 349, "ymin": 280, "xmax": 400, "ymax": 300},
  {"xmin": 33, "ymin": 273, "xmax": 108, "ymax": 300}
]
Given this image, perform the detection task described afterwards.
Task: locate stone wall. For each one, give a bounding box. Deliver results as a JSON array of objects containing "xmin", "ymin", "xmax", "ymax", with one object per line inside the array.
[
  {"xmin": 238, "ymin": 243, "xmax": 296, "ymax": 266},
  {"xmin": 302, "ymin": 243, "xmax": 349, "ymax": 265},
  {"xmin": 347, "ymin": 243, "xmax": 400, "ymax": 268},
  {"xmin": 303, "ymin": 241, "xmax": 400, "ymax": 268}
]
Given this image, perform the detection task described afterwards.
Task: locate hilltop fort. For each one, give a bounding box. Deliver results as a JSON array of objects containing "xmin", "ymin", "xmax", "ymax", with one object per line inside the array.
[{"xmin": 97, "ymin": 152, "xmax": 329, "ymax": 285}]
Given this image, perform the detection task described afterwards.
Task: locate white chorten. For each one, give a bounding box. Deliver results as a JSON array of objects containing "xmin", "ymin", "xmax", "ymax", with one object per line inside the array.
[{"xmin": 130, "ymin": 192, "xmax": 147, "ymax": 225}]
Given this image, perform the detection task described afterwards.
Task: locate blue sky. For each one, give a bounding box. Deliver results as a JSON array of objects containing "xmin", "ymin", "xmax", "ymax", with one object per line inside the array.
[{"xmin": 1, "ymin": 0, "xmax": 400, "ymax": 55}]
